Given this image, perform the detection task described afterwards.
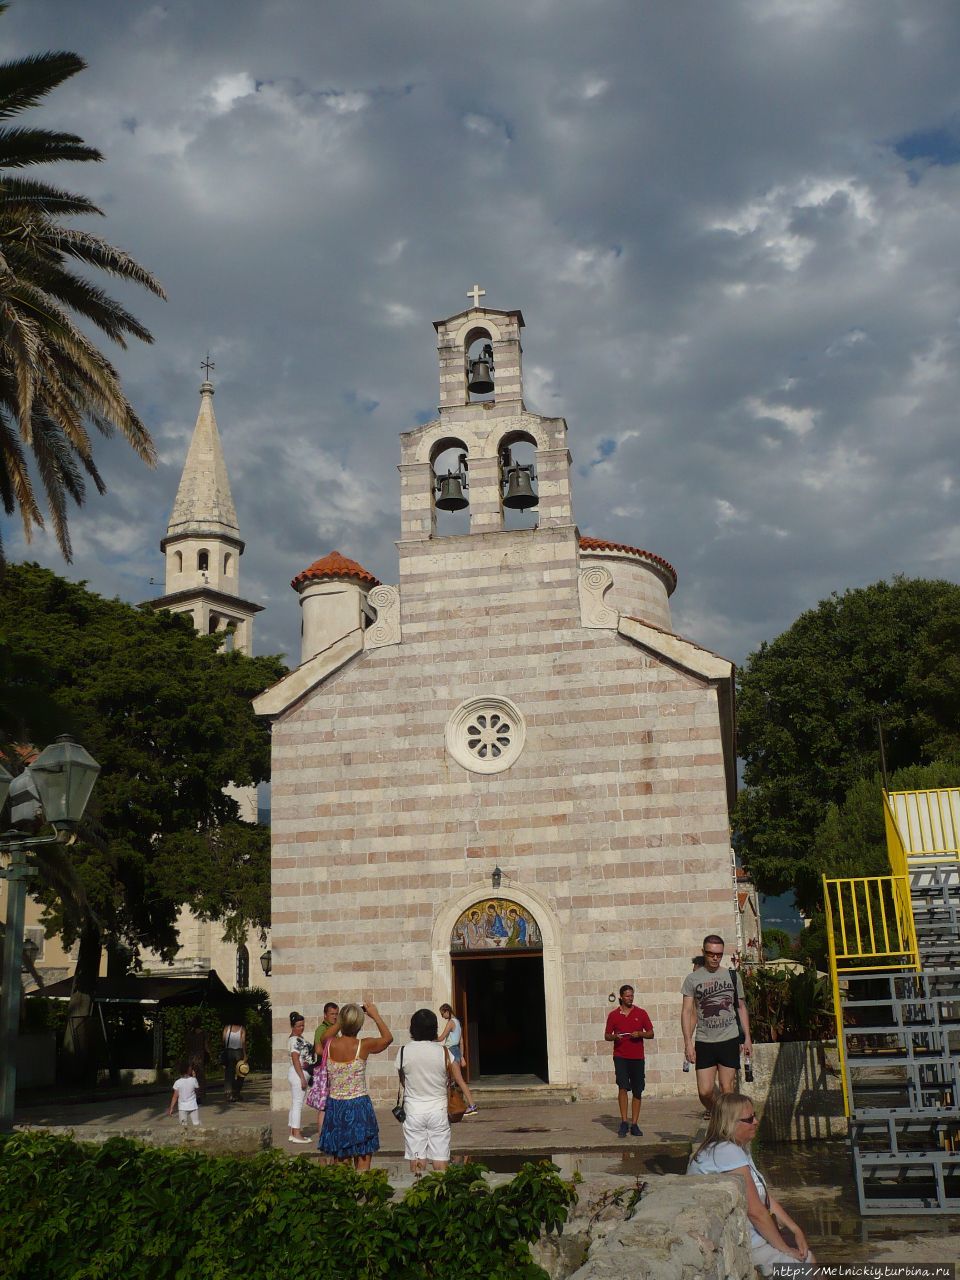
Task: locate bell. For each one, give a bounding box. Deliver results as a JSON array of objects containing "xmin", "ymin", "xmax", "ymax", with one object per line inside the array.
[
  {"xmin": 503, "ymin": 466, "xmax": 538, "ymax": 510},
  {"xmin": 436, "ymin": 474, "xmax": 469, "ymax": 511},
  {"xmin": 467, "ymin": 357, "xmax": 494, "ymax": 394}
]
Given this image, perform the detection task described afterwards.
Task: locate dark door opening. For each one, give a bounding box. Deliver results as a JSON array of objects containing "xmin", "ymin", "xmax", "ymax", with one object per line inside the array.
[{"xmin": 452, "ymin": 953, "xmax": 548, "ymax": 1083}]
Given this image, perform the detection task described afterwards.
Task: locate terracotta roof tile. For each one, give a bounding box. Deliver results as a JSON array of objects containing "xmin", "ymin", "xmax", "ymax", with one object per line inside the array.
[
  {"xmin": 579, "ymin": 536, "xmax": 678, "ymax": 589},
  {"xmin": 291, "ymin": 550, "xmax": 381, "ymax": 592}
]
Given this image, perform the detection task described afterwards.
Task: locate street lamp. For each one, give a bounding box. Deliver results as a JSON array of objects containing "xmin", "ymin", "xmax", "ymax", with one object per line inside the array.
[
  {"xmin": 259, "ymin": 950, "xmax": 271, "ymax": 978},
  {"xmin": 0, "ymin": 736, "xmax": 100, "ymax": 1129}
]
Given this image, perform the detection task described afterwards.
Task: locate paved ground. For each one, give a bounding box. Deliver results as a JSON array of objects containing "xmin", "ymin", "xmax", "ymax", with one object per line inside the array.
[
  {"xmin": 14, "ymin": 1076, "xmax": 960, "ymax": 1264},
  {"xmin": 14, "ymin": 1072, "xmax": 704, "ymax": 1166}
]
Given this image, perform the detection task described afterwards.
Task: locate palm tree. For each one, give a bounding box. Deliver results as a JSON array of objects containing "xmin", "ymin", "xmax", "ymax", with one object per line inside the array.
[{"xmin": 0, "ymin": 16, "xmax": 165, "ymax": 560}]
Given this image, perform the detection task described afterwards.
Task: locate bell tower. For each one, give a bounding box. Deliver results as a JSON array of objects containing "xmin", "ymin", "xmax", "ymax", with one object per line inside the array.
[
  {"xmin": 151, "ymin": 375, "xmax": 262, "ymax": 655},
  {"xmin": 398, "ymin": 291, "xmax": 575, "ymax": 549}
]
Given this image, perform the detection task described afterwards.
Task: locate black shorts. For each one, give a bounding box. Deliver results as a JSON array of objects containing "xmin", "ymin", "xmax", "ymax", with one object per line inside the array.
[
  {"xmin": 695, "ymin": 1038, "xmax": 741, "ymax": 1071},
  {"xmin": 613, "ymin": 1057, "xmax": 645, "ymax": 1095}
]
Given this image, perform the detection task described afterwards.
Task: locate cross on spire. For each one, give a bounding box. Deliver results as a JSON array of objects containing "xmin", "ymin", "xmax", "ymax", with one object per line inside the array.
[
  {"xmin": 200, "ymin": 353, "xmax": 215, "ymax": 379},
  {"xmin": 467, "ymin": 284, "xmax": 486, "ymax": 308}
]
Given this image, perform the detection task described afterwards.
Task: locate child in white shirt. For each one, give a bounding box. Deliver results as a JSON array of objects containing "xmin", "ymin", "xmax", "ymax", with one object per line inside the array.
[{"xmin": 168, "ymin": 1061, "xmax": 201, "ymax": 1126}]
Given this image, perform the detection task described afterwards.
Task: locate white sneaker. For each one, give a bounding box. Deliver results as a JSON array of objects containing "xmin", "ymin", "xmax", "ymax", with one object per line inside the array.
[{"xmin": 288, "ymin": 1135, "xmax": 311, "ymax": 1143}]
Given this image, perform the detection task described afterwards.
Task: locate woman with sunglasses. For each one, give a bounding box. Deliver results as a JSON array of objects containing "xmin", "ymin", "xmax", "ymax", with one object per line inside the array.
[{"xmin": 688, "ymin": 1093, "xmax": 816, "ymax": 1275}]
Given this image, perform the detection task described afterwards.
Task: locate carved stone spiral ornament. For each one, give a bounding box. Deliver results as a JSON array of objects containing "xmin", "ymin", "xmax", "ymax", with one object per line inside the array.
[
  {"xmin": 446, "ymin": 696, "xmax": 526, "ymax": 774},
  {"xmin": 365, "ymin": 584, "xmax": 401, "ymax": 649},
  {"xmin": 578, "ymin": 564, "xmax": 618, "ymax": 629}
]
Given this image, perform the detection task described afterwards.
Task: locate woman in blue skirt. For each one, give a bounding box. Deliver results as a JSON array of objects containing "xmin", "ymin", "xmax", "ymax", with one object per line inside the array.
[{"xmin": 318, "ymin": 999, "xmax": 392, "ymax": 1169}]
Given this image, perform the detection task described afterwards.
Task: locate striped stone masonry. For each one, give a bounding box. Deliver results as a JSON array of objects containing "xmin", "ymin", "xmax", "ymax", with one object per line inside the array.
[{"xmin": 260, "ymin": 304, "xmax": 737, "ymax": 1109}]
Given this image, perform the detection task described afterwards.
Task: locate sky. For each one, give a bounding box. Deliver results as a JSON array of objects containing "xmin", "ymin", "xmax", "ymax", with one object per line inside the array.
[{"xmin": 4, "ymin": 0, "xmax": 960, "ymax": 669}]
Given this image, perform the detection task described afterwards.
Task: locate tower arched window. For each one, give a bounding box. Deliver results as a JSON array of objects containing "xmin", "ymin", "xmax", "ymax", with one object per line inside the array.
[
  {"xmin": 430, "ymin": 438, "xmax": 470, "ymax": 538},
  {"xmin": 236, "ymin": 944, "xmax": 249, "ymax": 989},
  {"xmin": 197, "ymin": 550, "xmax": 209, "ymax": 573},
  {"xmin": 464, "ymin": 328, "xmax": 495, "ymax": 403},
  {"xmin": 174, "ymin": 550, "xmax": 183, "ymax": 573},
  {"xmin": 223, "ymin": 552, "xmax": 233, "ymax": 576},
  {"xmin": 498, "ymin": 430, "xmax": 540, "ymax": 531}
]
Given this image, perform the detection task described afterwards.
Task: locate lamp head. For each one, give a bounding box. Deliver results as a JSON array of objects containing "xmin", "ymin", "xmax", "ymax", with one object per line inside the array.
[{"xmin": 29, "ymin": 735, "xmax": 100, "ymax": 832}]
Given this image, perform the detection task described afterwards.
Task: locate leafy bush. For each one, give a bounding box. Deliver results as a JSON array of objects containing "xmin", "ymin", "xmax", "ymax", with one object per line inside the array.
[
  {"xmin": 160, "ymin": 988, "xmax": 272, "ymax": 1073},
  {"xmin": 18, "ymin": 995, "xmax": 66, "ymax": 1036},
  {"xmin": 0, "ymin": 1132, "xmax": 575, "ymax": 1280},
  {"xmin": 741, "ymin": 964, "xmax": 835, "ymax": 1042}
]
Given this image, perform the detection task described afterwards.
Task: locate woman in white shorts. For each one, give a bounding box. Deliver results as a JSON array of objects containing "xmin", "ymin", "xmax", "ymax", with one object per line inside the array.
[
  {"xmin": 687, "ymin": 1092, "xmax": 816, "ymax": 1276},
  {"xmin": 399, "ymin": 1008, "xmax": 475, "ymax": 1173}
]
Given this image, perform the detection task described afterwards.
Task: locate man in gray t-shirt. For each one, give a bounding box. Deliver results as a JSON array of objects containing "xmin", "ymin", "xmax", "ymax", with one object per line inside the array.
[{"xmin": 681, "ymin": 934, "xmax": 751, "ymax": 1112}]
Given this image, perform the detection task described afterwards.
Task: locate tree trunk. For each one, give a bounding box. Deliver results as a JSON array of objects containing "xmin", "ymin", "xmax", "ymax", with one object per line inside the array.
[{"xmin": 60, "ymin": 922, "xmax": 102, "ymax": 1086}]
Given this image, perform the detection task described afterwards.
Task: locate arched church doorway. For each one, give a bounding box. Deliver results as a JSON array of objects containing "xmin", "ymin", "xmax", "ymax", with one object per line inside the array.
[{"xmin": 450, "ymin": 898, "xmax": 548, "ymax": 1084}]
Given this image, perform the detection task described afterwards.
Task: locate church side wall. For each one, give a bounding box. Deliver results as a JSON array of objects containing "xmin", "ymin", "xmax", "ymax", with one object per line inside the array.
[{"xmin": 268, "ymin": 530, "xmax": 735, "ymax": 1107}]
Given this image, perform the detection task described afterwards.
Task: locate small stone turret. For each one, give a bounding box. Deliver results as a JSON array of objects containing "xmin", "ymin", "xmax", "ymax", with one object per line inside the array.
[{"xmin": 291, "ymin": 551, "xmax": 380, "ymax": 664}]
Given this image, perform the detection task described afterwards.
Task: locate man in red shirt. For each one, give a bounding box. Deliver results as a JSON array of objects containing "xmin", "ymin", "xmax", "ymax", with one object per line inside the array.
[{"xmin": 604, "ymin": 984, "xmax": 655, "ymax": 1137}]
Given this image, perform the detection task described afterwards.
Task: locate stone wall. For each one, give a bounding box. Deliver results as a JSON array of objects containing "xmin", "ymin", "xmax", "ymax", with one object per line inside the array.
[
  {"xmin": 533, "ymin": 1173, "xmax": 753, "ymax": 1280},
  {"xmin": 269, "ymin": 516, "xmax": 735, "ymax": 1105},
  {"xmin": 750, "ymin": 1039, "xmax": 847, "ymax": 1142}
]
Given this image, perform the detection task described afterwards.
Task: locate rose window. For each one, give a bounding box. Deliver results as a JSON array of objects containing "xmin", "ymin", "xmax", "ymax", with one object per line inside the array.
[
  {"xmin": 446, "ymin": 697, "xmax": 526, "ymax": 774},
  {"xmin": 466, "ymin": 712, "xmax": 512, "ymax": 760}
]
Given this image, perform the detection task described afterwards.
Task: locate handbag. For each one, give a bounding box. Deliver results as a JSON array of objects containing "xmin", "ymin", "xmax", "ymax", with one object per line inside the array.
[
  {"xmin": 730, "ymin": 969, "xmax": 747, "ymax": 1045},
  {"xmin": 444, "ymin": 1047, "xmax": 468, "ymax": 1122},
  {"xmin": 392, "ymin": 1047, "xmax": 406, "ymax": 1123},
  {"xmin": 305, "ymin": 1042, "xmax": 329, "ymax": 1110}
]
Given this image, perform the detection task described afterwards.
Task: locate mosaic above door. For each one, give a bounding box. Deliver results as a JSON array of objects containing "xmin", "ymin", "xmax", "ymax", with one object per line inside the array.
[{"xmin": 450, "ymin": 898, "xmax": 543, "ymax": 952}]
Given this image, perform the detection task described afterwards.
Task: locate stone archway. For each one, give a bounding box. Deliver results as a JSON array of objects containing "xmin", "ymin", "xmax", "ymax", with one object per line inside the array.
[{"xmin": 432, "ymin": 881, "xmax": 567, "ymax": 1086}]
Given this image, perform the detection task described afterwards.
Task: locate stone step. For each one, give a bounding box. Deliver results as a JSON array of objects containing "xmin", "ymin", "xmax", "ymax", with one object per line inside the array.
[{"xmin": 468, "ymin": 1082, "xmax": 578, "ymax": 1106}]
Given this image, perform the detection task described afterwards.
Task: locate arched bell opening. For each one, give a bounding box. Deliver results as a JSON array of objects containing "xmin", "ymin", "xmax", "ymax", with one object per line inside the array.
[
  {"xmin": 197, "ymin": 549, "xmax": 209, "ymax": 574},
  {"xmin": 498, "ymin": 430, "xmax": 539, "ymax": 531},
  {"xmin": 464, "ymin": 327, "xmax": 495, "ymax": 403},
  {"xmin": 430, "ymin": 436, "xmax": 470, "ymax": 537}
]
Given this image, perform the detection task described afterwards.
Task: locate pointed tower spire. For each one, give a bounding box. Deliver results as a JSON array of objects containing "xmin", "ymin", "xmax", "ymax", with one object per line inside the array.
[
  {"xmin": 165, "ymin": 378, "xmax": 240, "ymax": 544},
  {"xmin": 152, "ymin": 373, "xmax": 261, "ymax": 657}
]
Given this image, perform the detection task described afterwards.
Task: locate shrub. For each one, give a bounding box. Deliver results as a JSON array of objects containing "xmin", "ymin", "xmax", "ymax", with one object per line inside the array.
[
  {"xmin": 741, "ymin": 964, "xmax": 835, "ymax": 1042},
  {"xmin": 160, "ymin": 988, "xmax": 272, "ymax": 1073},
  {"xmin": 0, "ymin": 1131, "xmax": 575, "ymax": 1280}
]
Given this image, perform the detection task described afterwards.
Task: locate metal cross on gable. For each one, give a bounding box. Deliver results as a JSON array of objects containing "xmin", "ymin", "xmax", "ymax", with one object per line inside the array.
[
  {"xmin": 467, "ymin": 284, "xmax": 486, "ymax": 307},
  {"xmin": 200, "ymin": 353, "xmax": 215, "ymax": 378}
]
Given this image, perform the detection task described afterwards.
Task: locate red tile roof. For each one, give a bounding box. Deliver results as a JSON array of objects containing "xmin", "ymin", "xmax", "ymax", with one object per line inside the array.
[
  {"xmin": 579, "ymin": 536, "xmax": 678, "ymax": 590},
  {"xmin": 291, "ymin": 550, "xmax": 381, "ymax": 592}
]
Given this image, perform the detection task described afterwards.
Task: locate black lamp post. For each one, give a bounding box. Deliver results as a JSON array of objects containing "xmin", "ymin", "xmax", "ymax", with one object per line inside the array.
[{"xmin": 0, "ymin": 736, "xmax": 100, "ymax": 1129}]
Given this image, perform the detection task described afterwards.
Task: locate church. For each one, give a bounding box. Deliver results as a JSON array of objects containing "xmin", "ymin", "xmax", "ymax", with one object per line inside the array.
[{"xmin": 254, "ymin": 297, "xmax": 738, "ymax": 1102}]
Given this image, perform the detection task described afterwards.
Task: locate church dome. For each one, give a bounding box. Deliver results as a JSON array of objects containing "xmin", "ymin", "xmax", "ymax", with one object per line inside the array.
[
  {"xmin": 578, "ymin": 536, "xmax": 676, "ymax": 631},
  {"xmin": 291, "ymin": 551, "xmax": 381, "ymax": 593}
]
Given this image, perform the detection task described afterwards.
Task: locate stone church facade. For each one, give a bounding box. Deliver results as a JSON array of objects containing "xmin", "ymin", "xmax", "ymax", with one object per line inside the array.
[{"xmin": 256, "ymin": 301, "xmax": 737, "ymax": 1103}]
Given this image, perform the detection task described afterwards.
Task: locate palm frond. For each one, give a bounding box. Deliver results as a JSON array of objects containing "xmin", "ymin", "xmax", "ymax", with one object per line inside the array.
[
  {"xmin": 0, "ymin": 126, "xmax": 101, "ymax": 169},
  {"xmin": 42, "ymin": 228, "xmax": 165, "ymax": 298},
  {"xmin": 0, "ymin": 175, "xmax": 101, "ymax": 218},
  {"xmin": 0, "ymin": 36, "xmax": 162, "ymax": 560},
  {"xmin": 0, "ymin": 52, "xmax": 87, "ymax": 120}
]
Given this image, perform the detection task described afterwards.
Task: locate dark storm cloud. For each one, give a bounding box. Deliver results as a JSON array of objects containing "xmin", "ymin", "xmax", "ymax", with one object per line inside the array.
[{"xmin": 4, "ymin": 0, "xmax": 959, "ymax": 666}]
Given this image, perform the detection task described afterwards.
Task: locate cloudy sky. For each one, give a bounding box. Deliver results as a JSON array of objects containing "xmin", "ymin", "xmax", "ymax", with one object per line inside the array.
[{"xmin": 5, "ymin": 0, "xmax": 960, "ymax": 668}]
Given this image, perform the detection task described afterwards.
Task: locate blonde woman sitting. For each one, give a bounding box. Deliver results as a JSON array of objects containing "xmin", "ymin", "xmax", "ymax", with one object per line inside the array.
[{"xmin": 688, "ymin": 1092, "xmax": 816, "ymax": 1275}]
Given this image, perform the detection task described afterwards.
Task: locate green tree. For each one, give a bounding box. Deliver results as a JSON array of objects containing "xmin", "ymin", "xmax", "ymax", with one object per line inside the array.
[
  {"xmin": 811, "ymin": 759, "xmax": 960, "ymax": 885},
  {"xmin": 761, "ymin": 926, "xmax": 792, "ymax": 960},
  {"xmin": 0, "ymin": 564, "xmax": 285, "ymax": 1077},
  {"xmin": 735, "ymin": 577, "xmax": 960, "ymax": 911},
  {"xmin": 0, "ymin": 14, "xmax": 164, "ymax": 560}
]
